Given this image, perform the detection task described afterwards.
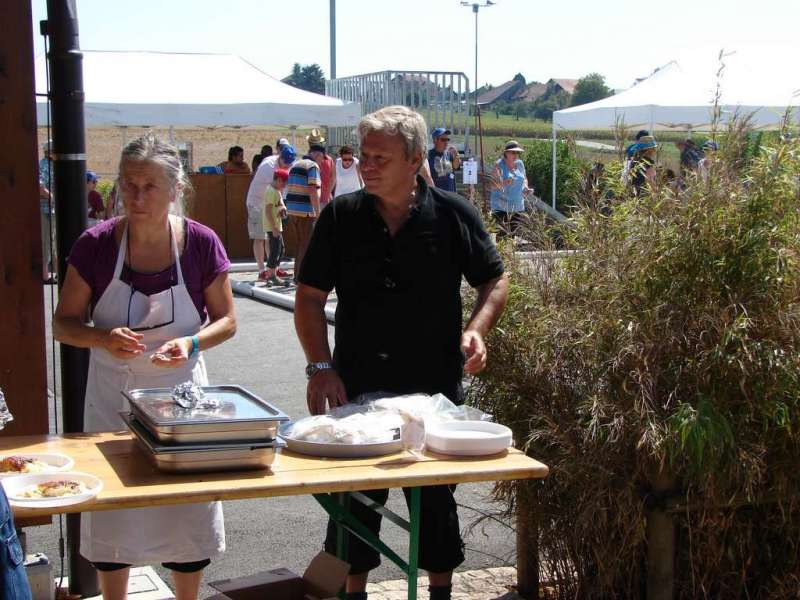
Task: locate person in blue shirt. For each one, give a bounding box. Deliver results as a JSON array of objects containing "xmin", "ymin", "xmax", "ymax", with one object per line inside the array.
[
  {"xmin": 427, "ymin": 128, "xmax": 461, "ymax": 192},
  {"xmin": 38, "ymin": 140, "xmax": 57, "ymax": 283},
  {"xmin": 489, "ymin": 140, "xmax": 530, "ymax": 239}
]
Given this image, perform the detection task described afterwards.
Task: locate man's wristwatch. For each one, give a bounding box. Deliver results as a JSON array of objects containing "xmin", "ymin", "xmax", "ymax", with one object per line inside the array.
[{"xmin": 305, "ymin": 361, "xmax": 333, "ymax": 379}]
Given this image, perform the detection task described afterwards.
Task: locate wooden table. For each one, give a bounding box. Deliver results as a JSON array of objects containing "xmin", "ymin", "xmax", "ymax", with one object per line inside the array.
[{"xmin": 1, "ymin": 433, "xmax": 548, "ymax": 599}]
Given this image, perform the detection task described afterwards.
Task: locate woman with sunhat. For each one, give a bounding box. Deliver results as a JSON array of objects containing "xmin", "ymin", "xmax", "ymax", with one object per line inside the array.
[
  {"xmin": 629, "ymin": 134, "xmax": 658, "ymax": 195},
  {"xmin": 489, "ymin": 140, "xmax": 530, "ymax": 239}
]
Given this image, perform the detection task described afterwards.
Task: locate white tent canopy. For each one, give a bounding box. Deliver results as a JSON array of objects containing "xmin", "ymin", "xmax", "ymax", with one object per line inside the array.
[
  {"xmin": 35, "ymin": 50, "xmax": 361, "ymax": 128},
  {"xmin": 554, "ymin": 46, "xmax": 800, "ymax": 132}
]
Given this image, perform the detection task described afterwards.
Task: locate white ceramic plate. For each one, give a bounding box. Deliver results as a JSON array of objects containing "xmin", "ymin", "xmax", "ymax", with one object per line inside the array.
[
  {"xmin": 2, "ymin": 472, "xmax": 103, "ymax": 508},
  {"xmin": 0, "ymin": 453, "xmax": 75, "ymax": 479},
  {"xmin": 425, "ymin": 421, "xmax": 513, "ymax": 456}
]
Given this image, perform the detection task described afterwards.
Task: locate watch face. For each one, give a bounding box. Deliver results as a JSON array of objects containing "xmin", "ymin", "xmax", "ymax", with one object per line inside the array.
[{"xmin": 305, "ymin": 364, "xmax": 315, "ymax": 378}]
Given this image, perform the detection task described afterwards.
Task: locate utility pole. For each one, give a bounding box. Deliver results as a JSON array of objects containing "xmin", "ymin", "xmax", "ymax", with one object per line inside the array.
[
  {"xmin": 330, "ymin": 0, "xmax": 336, "ymax": 79},
  {"xmin": 461, "ymin": 1, "xmax": 495, "ymax": 206}
]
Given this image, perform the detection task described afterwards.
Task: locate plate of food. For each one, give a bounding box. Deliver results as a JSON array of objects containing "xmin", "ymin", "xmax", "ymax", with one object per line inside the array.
[
  {"xmin": 0, "ymin": 453, "xmax": 75, "ymax": 478},
  {"xmin": 2, "ymin": 472, "xmax": 102, "ymax": 508}
]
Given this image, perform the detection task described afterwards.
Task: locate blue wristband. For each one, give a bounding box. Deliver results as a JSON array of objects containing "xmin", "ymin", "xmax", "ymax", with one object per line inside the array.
[{"xmin": 189, "ymin": 335, "xmax": 200, "ymax": 358}]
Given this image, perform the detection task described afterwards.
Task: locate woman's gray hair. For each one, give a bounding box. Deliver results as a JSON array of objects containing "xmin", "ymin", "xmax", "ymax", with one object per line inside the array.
[
  {"xmin": 117, "ymin": 131, "xmax": 190, "ymax": 216},
  {"xmin": 357, "ymin": 106, "xmax": 428, "ymax": 159}
]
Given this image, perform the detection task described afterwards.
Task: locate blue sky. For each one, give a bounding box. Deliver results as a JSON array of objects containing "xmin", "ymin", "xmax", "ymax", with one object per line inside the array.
[{"xmin": 30, "ymin": 0, "xmax": 799, "ymax": 92}]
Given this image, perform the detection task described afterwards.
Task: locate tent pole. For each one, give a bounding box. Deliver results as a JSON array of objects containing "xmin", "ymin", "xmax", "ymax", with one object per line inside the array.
[
  {"xmin": 551, "ymin": 122, "xmax": 557, "ymax": 210},
  {"xmin": 168, "ymin": 125, "xmax": 174, "ymax": 144},
  {"xmin": 291, "ymin": 126, "xmax": 297, "ymax": 148}
]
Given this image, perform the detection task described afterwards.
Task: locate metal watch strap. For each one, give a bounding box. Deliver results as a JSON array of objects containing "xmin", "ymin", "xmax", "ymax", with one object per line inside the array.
[{"xmin": 306, "ymin": 361, "xmax": 332, "ymax": 379}]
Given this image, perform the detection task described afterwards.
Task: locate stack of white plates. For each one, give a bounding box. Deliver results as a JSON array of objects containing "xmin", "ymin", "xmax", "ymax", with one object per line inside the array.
[{"xmin": 425, "ymin": 421, "xmax": 513, "ymax": 456}]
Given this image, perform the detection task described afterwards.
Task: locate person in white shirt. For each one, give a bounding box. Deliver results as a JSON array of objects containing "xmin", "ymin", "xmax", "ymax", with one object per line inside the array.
[
  {"xmin": 333, "ymin": 145, "xmax": 364, "ymax": 198},
  {"xmin": 245, "ymin": 145, "xmax": 296, "ymax": 277}
]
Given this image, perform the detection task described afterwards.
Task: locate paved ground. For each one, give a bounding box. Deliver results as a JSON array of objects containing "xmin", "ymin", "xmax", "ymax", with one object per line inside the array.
[
  {"xmin": 29, "ymin": 273, "xmax": 518, "ymax": 598},
  {"xmin": 367, "ymin": 566, "xmax": 522, "ymax": 600}
]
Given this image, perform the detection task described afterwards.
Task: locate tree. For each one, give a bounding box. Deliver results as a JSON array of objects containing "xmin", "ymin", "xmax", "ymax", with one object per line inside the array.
[
  {"xmin": 283, "ymin": 63, "xmax": 326, "ymax": 94},
  {"xmin": 570, "ymin": 73, "xmax": 612, "ymax": 107},
  {"xmin": 533, "ymin": 91, "xmax": 571, "ymax": 120}
]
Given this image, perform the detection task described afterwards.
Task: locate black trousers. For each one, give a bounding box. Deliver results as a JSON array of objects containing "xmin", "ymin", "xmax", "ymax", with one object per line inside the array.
[
  {"xmin": 92, "ymin": 559, "xmax": 210, "ymax": 573},
  {"xmin": 324, "ymin": 485, "xmax": 465, "ymax": 575},
  {"xmin": 266, "ymin": 232, "xmax": 284, "ymax": 269}
]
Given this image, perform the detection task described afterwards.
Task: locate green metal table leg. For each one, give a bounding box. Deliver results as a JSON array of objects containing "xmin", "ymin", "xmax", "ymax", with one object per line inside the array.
[
  {"xmin": 407, "ymin": 486, "xmax": 421, "ymax": 600},
  {"xmin": 336, "ymin": 492, "xmax": 350, "ymax": 600},
  {"xmin": 336, "ymin": 492, "xmax": 350, "ymax": 561},
  {"xmin": 314, "ymin": 488, "xmax": 423, "ymax": 600}
]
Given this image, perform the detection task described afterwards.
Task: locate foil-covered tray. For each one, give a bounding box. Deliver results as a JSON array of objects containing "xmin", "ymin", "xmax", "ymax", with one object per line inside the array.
[
  {"xmin": 123, "ymin": 385, "xmax": 289, "ymax": 444},
  {"xmin": 121, "ymin": 412, "xmax": 285, "ymax": 474}
]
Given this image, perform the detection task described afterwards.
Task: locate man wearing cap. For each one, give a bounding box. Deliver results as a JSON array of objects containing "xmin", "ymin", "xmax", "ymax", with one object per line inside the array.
[
  {"xmin": 427, "ymin": 128, "xmax": 461, "ymax": 192},
  {"xmin": 307, "ymin": 129, "xmax": 336, "ymax": 208},
  {"xmin": 629, "ymin": 135, "xmax": 658, "ymax": 195},
  {"xmin": 38, "ymin": 140, "xmax": 57, "ymax": 282},
  {"xmin": 246, "ymin": 145, "xmax": 297, "ymax": 280},
  {"xmin": 285, "ymin": 153, "xmax": 321, "ymax": 282},
  {"xmin": 86, "ymin": 171, "xmax": 105, "ymax": 226}
]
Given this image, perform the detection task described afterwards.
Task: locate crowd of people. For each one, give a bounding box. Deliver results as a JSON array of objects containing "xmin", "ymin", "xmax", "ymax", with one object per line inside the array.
[{"xmin": 623, "ymin": 128, "xmax": 720, "ymax": 195}]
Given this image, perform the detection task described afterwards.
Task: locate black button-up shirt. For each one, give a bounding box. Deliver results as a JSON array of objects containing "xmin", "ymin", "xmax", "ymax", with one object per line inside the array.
[{"xmin": 298, "ymin": 176, "xmax": 504, "ymax": 404}]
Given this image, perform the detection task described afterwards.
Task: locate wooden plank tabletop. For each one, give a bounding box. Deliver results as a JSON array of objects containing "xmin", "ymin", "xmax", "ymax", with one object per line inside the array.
[{"xmin": 0, "ymin": 433, "xmax": 548, "ymax": 518}]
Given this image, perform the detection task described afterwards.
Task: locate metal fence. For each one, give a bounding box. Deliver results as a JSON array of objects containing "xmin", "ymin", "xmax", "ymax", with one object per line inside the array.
[{"xmin": 325, "ymin": 70, "xmax": 471, "ymax": 153}]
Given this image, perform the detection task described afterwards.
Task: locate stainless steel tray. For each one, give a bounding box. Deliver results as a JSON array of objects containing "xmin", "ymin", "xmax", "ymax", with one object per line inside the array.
[
  {"xmin": 123, "ymin": 385, "xmax": 289, "ymax": 444},
  {"xmin": 279, "ymin": 423, "xmax": 404, "ymax": 458},
  {"xmin": 122, "ymin": 412, "xmax": 285, "ymax": 474}
]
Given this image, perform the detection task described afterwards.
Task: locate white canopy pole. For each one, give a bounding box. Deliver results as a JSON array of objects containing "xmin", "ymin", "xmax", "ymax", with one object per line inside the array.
[{"xmin": 551, "ymin": 122, "xmax": 557, "ymax": 209}]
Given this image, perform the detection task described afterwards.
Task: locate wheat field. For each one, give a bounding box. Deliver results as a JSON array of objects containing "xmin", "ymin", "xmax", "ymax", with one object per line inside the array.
[{"xmin": 37, "ymin": 126, "xmax": 314, "ymax": 178}]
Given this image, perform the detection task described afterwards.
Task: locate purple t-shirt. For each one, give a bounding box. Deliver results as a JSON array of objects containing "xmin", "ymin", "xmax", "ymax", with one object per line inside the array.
[{"xmin": 68, "ymin": 217, "xmax": 230, "ymax": 322}]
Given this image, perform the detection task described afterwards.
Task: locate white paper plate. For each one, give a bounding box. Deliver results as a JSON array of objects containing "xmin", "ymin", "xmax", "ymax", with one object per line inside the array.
[
  {"xmin": 425, "ymin": 421, "xmax": 512, "ymax": 456},
  {"xmin": 2, "ymin": 472, "xmax": 103, "ymax": 508},
  {"xmin": 0, "ymin": 453, "xmax": 75, "ymax": 479},
  {"xmin": 280, "ymin": 424, "xmax": 403, "ymax": 458}
]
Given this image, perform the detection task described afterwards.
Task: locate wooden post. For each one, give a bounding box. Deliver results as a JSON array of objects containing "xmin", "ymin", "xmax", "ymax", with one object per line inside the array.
[
  {"xmin": 516, "ymin": 481, "xmax": 539, "ymax": 599},
  {"xmin": 646, "ymin": 466, "xmax": 675, "ymax": 600},
  {"xmin": 0, "ymin": 0, "xmax": 50, "ymax": 438}
]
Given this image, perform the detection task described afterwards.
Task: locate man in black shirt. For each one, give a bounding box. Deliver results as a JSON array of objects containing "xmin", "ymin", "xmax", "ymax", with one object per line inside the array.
[{"xmin": 295, "ymin": 105, "xmax": 508, "ymax": 600}]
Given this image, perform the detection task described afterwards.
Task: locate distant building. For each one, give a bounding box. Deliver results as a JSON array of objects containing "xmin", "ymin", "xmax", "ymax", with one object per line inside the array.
[
  {"xmin": 476, "ymin": 78, "xmax": 527, "ymax": 106},
  {"xmin": 512, "ymin": 82, "xmax": 547, "ymax": 102},
  {"xmin": 546, "ymin": 78, "xmax": 579, "ymax": 95}
]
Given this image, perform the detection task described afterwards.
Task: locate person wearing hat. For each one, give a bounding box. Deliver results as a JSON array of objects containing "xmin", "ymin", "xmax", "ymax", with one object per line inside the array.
[
  {"xmin": 628, "ymin": 135, "xmax": 658, "ymax": 195},
  {"xmin": 39, "ymin": 140, "xmax": 57, "ymax": 282},
  {"xmin": 625, "ymin": 129, "xmax": 651, "ymax": 159},
  {"xmin": 87, "ymin": 171, "xmax": 106, "ymax": 226},
  {"xmin": 698, "ymin": 140, "xmax": 719, "ymax": 182},
  {"xmin": 489, "ymin": 141, "xmax": 530, "ymax": 240},
  {"xmin": 245, "ymin": 145, "xmax": 297, "ymax": 280},
  {"xmin": 309, "ymin": 146, "xmax": 336, "ymax": 209},
  {"xmin": 427, "ymin": 128, "xmax": 461, "ymax": 192},
  {"xmin": 305, "ymin": 128, "xmax": 325, "ymax": 147}
]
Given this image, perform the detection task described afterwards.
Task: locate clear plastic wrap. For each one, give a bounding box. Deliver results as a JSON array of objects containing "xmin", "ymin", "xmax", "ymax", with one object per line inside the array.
[
  {"xmin": 284, "ymin": 392, "xmax": 492, "ymax": 451},
  {"xmin": 283, "ymin": 410, "xmax": 403, "ymax": 444},
  {"xmin": 0, "ymin": 388, "xmax": 13, "ymax": 431}
]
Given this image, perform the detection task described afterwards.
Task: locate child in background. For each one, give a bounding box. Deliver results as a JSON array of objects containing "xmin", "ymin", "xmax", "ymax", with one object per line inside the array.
[
  {"xmin": 262, "ymin": 168, "xmax": 289, "ymax": 284},
  {"xmin": 86, "ymin": 171, "xmax": 105, "ymax": 226}
]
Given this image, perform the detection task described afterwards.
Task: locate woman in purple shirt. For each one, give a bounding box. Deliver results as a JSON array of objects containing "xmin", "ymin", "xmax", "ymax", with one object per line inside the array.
[{"xmin": 54, "ymin": 133, "xmax": 236, "ymax": 600}]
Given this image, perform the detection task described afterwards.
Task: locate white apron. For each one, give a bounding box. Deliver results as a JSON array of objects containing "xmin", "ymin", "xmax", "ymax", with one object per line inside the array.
[{"xmin": 80, "ymin": 220, "xmax": 225, "ymax": 565}]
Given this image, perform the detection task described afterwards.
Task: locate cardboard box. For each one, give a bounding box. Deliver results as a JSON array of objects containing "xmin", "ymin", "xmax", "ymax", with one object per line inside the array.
[{"xmin": 209, "ymin": 552, "xmax": 350, "ymax": 600}]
